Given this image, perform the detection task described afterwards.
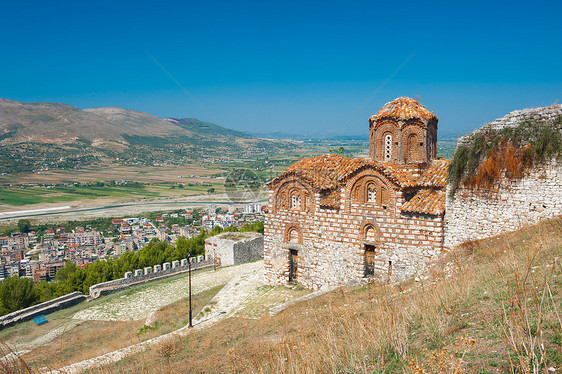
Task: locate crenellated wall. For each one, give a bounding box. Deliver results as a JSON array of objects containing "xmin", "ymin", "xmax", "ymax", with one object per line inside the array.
[{"xmin": 89, "ymin": 256, "xmax": 210, "ymax": 298}]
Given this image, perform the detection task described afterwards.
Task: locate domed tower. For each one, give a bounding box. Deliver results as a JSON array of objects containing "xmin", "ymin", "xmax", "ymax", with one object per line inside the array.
[{"xmin": 369, "ymin": 97, "xmax": 438, "ymax": 165}]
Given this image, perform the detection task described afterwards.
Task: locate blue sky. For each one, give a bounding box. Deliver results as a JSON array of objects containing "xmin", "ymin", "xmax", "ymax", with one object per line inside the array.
[{"xmin": 1, "ymin": 0, "xmax": 560, "ymax": 137}]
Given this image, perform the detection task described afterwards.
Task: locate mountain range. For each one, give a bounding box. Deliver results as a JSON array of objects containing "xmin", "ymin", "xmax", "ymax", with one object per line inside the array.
[{"xmin": 0, "ymin": 98, "xmax": 294, "ymax": 174}]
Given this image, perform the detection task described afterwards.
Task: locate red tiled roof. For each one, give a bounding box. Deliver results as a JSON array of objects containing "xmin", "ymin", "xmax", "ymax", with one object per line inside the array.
[
  {"xmin": 370, "ymin": 97, "xmax": 437, "ymax": 123},
  {"xmin": 401, "ymin": 189, "xmax": 446, "ymax": 216},
  {"xmin": 418, "ymin": 159, "xmax": 450, "ymax": 187},
  {"xmin": 320, "ymin": 189, "xmax": 341, "ymax": 208},
  {"xmin": 268, "ymin": 154, "xmax": 417, "ymax": 190}
]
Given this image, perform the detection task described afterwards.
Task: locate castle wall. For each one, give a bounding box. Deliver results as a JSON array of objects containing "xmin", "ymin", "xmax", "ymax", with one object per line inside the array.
[
  {"xmin": 444, "ymin": 161, "xmax": 562, "ymax": 248},
  {"xmin": 265, "ymin": 190, "xmax": 444, "ymax": 290}
]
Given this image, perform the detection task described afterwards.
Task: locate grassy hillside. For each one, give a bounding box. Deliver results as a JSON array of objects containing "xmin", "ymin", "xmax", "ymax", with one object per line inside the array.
[{"xmin": 93, "ymin": 218, "xmax": 561, "ymax": 373}]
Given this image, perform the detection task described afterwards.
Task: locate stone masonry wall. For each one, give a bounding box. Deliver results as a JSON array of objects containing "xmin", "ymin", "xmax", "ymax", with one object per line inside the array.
[
  {"xmin": 265, "ymin": 189, "xmax": 444, "ymax": 290},
  {"xmin": 457, "ymin": 104, "xmax": 562, "ymax": 147},
  {"xmin": 89, "ymin": 256, "xmax": 211, "ymax": 298},
  {"xmin": 0, "ymin": 292, "xmax": 86, "ymax": 329},
  {"xmin": 205, "ymin": 232, "xmax": 264, "ymax": 266},
  {"xmin": 445, "ymin": 104, "xmax": 562, "ymax": 248},
  {"xmin": 444, "ymin": 161, "xmax": 562, "ymax": 248}
]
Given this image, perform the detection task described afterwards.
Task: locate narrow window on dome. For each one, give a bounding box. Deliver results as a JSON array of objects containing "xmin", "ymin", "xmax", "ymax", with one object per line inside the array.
[
  {"xmin": 367, "ymin": 186, "xmax": 376, "ymax": 203},
  {"xmin": 384, "ymin": 134, "xmax": 392, "ymax": 161},
  {"xmin": 291, "ymin": 194, "xmax": 301, "ymax": 210}
]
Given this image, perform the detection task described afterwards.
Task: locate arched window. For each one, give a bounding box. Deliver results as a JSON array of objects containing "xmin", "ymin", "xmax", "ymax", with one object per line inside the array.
[
  {"xmin": 291, "ymin": 194, "xmax": 301, "ymax": 210},
  {"xmin": 428, "ymin": 134, "xmax": 433, "ymax": 160},
  {"xmin": 288, "ymin": 228, "xmax": 299, "ymax": 243},
  {"xmin": 367, "ymin": 186, "xmax": 376, "ymax": 203},
  {"xmin": 384, "ymin": 134, "xmax": 392, "ymax": 161},
  {"xmin": 407, "ymin": 134, "xmax": 417, "ymax": 162},
  {"xmin": 365, "ymin": 226, "xmax": 377, "ymax": 241}
]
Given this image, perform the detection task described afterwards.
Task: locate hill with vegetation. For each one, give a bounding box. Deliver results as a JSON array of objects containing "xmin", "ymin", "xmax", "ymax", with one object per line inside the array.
[{"xmin": 0, "ymin": 98, "xmax": 296, "ymax": 174}]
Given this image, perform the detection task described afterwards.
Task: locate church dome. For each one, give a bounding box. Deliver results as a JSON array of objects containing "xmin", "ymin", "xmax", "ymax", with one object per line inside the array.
[{"xmin": 370, "ymin": 97, "xmax": 438, "ymax": 124}]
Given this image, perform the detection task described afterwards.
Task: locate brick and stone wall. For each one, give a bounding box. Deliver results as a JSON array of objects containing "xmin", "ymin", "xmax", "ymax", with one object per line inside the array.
[
  {"xmin": 444, "ymin": 161, "xmax": 562, "ymax": 248},
  {"xmin": 205, "ymin": 232, "xmax": 263, "ymax": 266},
  {"xmin": 265, "ymin": 188, "xmax": 444, "ymax": 290}
]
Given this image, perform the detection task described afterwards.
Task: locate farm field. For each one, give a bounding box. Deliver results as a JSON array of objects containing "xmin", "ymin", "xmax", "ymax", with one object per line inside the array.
[{"xmin": 0, "ymin": 138, "xmax": 453, "ymax": 212}]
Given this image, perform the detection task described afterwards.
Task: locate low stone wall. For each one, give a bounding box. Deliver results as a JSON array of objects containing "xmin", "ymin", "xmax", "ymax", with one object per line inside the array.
[
  {"xmin": 205, "ymin": 232, "xmax": 264, "ymax": 266},
  {"xmin": 0, "ymin": 291, "xmax": 86, "ymax": 330},
  {"xmin": 444, "ymin": 161, "xmax": 562, "ymax": 248},
  {"xmin": 89, "ymin": 257, "xmax": 212, "ymax": 298}
]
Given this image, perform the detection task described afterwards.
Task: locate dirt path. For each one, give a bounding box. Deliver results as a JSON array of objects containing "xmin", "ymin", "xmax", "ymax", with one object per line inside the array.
[
  {"xmin": 73, "ymin": 261, "xmax": 263, "ymax": 322},
  {"xmin": 54, "ymin": 260, "xmax": 266, "ymax": 373}
]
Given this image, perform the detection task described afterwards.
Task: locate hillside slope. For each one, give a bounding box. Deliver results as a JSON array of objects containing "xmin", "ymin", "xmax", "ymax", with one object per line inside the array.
[
  {"xmin": 0, "ymin": 98, "xmax": 294, "ymax": 174},
  {"xmin": 0, "ymin": 98, "xmax": 248, "ymax": 146},
  {"xmin": 99, "ymin": 218, "xmax": 562, "ymax": 373}
]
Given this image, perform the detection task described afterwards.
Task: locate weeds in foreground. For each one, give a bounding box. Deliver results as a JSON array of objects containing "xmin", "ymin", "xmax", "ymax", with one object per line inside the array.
[
  {"xmin": 500, "ymin": 254, "xmax": 561, "ymax": 373},
  {"xmin": 0, "ymin": 342, "xmax": 38, "ymax": 374}
]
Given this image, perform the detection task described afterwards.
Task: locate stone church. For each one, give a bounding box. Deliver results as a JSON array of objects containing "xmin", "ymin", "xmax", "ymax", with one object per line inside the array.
[{"xmin": 264, "ymin": 97, "xmax": 450, "ymax": 289}]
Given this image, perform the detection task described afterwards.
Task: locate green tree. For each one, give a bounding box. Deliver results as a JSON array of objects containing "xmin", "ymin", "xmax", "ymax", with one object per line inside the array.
[
  {"xmin": 0, "ymin": 277, "xmax": 39, "ymax": 315},
  {"xmin": 17, "ymin": 219, "xmax": 31, "ymax": 234},
  {"xmin": 54, "ymin": 261, "xmax": 79, "ymax": 283}
]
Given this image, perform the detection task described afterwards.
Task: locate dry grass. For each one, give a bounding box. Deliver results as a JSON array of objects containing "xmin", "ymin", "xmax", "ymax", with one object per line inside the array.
[
  {"xmin": 0, "ymin": 343, "xmax": 38, "ymax": 374},
  {"xmin": 4, "ymin": 219, "xmax": 561, "ymax": 373},
  {"xmin": 87, "ymin": 217, "xmax": 562, "ymax": 374},
  {"xmin": 0, "ymin": 285, "xmax": 223, "ymax": 372}
]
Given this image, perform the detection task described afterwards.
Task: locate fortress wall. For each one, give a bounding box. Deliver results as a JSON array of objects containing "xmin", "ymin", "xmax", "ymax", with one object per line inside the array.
[
  {"xmin": 88, "ymin": 258, "xmax": 212, "ymax": 298},
  {"xmin": 444, "ymin": 161, "xmax": 562, "ymax": 248},
  {"xmin": 457, "ymin": 105, "xmax": 562, "ymax": 148},
  {"xmin": 0, "ymin": 292, "xmax": 86, "ymax": 330}
]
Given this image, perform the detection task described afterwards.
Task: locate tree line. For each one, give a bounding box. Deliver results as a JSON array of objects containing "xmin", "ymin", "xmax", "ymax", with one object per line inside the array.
[{"xmin": 0, "ymin": 221, "xmax": 264, "ymax": 316}]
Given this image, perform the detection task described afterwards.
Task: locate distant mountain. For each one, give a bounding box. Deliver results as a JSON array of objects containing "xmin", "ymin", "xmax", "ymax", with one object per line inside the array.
[
  {"xmin": 0, "ymin": 99, "xmax": 250, "ymax": 147},
  {"xmin": 0, "ymin": 98, "xmax": 296, "ymax": 174}
]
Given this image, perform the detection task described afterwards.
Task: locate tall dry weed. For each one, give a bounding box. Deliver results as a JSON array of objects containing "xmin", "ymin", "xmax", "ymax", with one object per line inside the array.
[{"xmin": 0, "ymin": 342, "xmax": 37, "ymax": 374}]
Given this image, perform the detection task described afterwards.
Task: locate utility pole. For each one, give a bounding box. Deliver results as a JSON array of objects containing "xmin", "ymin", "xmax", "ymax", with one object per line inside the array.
[{"xmin": 188, "ymin": 253, "xmax": 193, "ymax": 327}]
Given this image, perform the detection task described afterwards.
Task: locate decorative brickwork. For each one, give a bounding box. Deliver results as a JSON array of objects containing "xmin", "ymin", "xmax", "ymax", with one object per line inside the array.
[{"xmin": 265, "ymin": 97, "xmax": 447, "ymax": 289}]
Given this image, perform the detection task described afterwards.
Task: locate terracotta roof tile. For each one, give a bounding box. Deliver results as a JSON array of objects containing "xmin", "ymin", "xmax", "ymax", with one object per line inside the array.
[
  {"xmin": 267, "ymin": 154, "xmax": 417, "ymax": 190},
  {"xmin": 370, "ymin": 97, "xmax": 438, "ymax": 123},
  {"xmin": 418, "ymin": 159, "xmax": 451, "ymax": 187},
  {"xmin": 401, "ymin": 189, "xmax": 446, "ymax": 216},
  {"xmin": 320, "ymin": 189, "xmax": 340, "ymax": 208}
]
